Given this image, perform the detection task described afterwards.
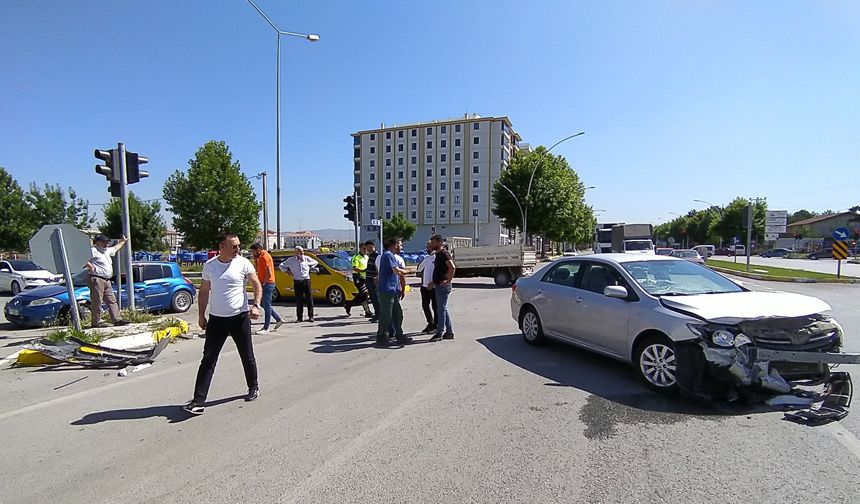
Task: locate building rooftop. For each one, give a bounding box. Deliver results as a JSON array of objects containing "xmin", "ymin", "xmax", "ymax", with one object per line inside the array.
[
  {"xmin": 352, "ymin": 114, "xmax": 518, "ymax": 139},
  {"xmin": 787, "ymin": 211, "xmax": 856, "ymax": 227}
]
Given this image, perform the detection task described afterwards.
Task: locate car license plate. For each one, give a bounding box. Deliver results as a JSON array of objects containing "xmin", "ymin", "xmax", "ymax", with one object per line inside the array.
[{"xmin": 7, "ymin": 308, "xmax": 19, "ymax": 316}]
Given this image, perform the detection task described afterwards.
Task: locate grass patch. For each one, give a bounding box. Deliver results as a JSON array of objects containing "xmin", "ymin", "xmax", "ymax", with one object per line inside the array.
[
  {"xmin": 148, "ymin": 317, "xmax": 185, "ymax": 332},
  {"xmin": 707, "ymin": 258, "xmax": 847, "ymax": 280},
  {"xmin": 121, "ymin": 309, "xmax": 157, "ymax": 323},
  {"xmin": 44, "ymin": 327, "xmax": 105, "ymax": 344}
]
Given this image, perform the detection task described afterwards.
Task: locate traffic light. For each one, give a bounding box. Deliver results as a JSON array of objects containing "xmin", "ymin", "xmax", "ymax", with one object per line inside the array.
[
  {"xmin": 343, "ymin": 195, "xmax": 356, "ymax": 222},
  {"xmin": 94, "ymin": 149, "xmax": 118, "ymax": 182},
  {"xmin": 126, "ymin": 151, "xmax": 149, "ymax": 184}
]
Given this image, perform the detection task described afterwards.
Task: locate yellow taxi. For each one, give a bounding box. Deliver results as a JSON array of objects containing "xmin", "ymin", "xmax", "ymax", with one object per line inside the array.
[{"xmin": 270, "ymin": 250, "xmax": 358, "ymax": 305}]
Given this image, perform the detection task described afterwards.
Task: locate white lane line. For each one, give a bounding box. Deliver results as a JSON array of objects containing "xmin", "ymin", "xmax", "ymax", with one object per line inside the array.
[{"xmin": 823, "ymin": 422, "xmax": 860, "ymax": 461}]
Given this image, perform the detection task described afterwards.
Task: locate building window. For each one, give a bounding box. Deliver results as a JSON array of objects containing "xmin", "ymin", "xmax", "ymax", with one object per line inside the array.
[
  {"xmin": 385, "ymin": 158, "xmax": 391, "ymax": 166},
  {"xmin": 426, "ymin": 197, "xmax": 432, "ymax": 204},
  {"xmin": 455, "ymin": 138, "xmax": 461, "ymax": 147},
  {"xmin": 398, "ymin": 144, "xmax": 403, "ymax": 152},
  {"xmin": 397, "ymin": 198, "xmax": 403, "ymax": 206},
  {"xmin": 386, "ymin": 145, "xmax": 391, "ymax": 153},
  {"xmin": 411, "ymin": 184, "xmax": 416, "ymax": 191},
  {"xmin": 473, "ymin": 166, "xmax": 479, "ymax": 174},
  {"xmin": 440, "ymin": 154, "xmax": 447, "ymax": 162},
  {"xmin": 370, "ymin": 199, "xmax": 375, "ymax": 207},
  {"xmin": 411, "ymin": 170, "xmax": 417, "ymax": 178},
  {"xmin": 369, "ymin": 186, "xmax": 375, "ymax": 194},
  {"xmin": 426, "ymin": 155, "xmax": 432, "ymax": 163},
  {"xmin": 385, "ymin": 186, "xmax": 391, "ymax": 193},
  {"xmin": 426, "ymin": 127, "xmax": 432, "ymax": 135},
  {"xmin": 440, "ymin": 182, "xmax": 447, "ymax": 190},
  {"xmin": 441, "ymin": 139, "xmax": 447, "ymax": 148},
  {"xmin": 369, "ymin": 173, "xmax": 375, "ymax": 181},
  {"xmin": 426, "ymin": 210, "xmax": 432, "ymax": 219},
  {"xmin": 426, "ymin": 141, "xmax": 432, "ymax": 149},
  {"xmin": 440, "ymin": 210, "xmax": 446, "ymax": 219},
  {"xmin": 386, "ymin": 198, "xmax": 391, "ymax": 206},
  {"xmin": 386, "ymin": 212, "xmax": 391, "ymax": 219},
  {"xmin": 426, "ymin": 183, "xmax": 432, "ymax": 191},
  {"xmin": 473, "ymin": 195, "xmax": 479, "ymax": 203},
  {"xmin": 411, "ymin": 156, "xmax": 417, "ymax": 164},
  {"xmin": 454, "ymin": 182, "xmax": 460, "ymax": 191},
  {"xmin": 370, "ymin": 160, "xmax": 375, "ymax": 167},
  {"xmin": 411, "ymin": 142, "xmax": 417, "ymax": 150},
  {"xmin": 454, "ymin": 195, "xmax": 460, "ymax": 203},
  {"xmin": 473, "ymin": 209, "xmax": 479, "ymax": 217},
  {"xmin": 454, "ymin": 153, "xmax": 460, "ymax": 161},
  {"xmin": 473, "ymin": 122, "xmax": 479, "ymax": 131},
  {"xmin": 454, "ymin": 167, "xmax": 461, "ymax": 175},
  {"xmin": 411, "ymin": 129, "xmax": 417, "ymax": 137},
  {"xmin": 410, "ymin": 197, "xmax": 416, "ymax": 205},
  {"xmin": 441, "ymin": 125, "xmax": 447, "ymax": 134},
  {"xmin": 455, "ymin": 124, "xmax": 461, "ymax": 133},
  {"xmin": 398, "ymin": 158, "xmax": 403, "ymax": 166},
  {"xmin": 454, "ymin": 209, "xmax": 461, "ymax": 218},
  {"xmin": 370, "ymin": 133, "xmax": 376, "ymax": 141},
  {"xmin": 386, "ymin": 172, "xmax": 392, "ymax": 180},
  {"xmin": 398, "ymin": 130, "xmax": 404, "ymax": 138},
  {"xmin": 370, "ymin": 212, "xmax": 375, "ymax": 219},
  {"xmin": 370, "ymin": 146, "xmax": 375, "ymax": 154},
  {"xmin": 473, "ymin": 151, "xmax": 479, "ymax": 160},
  {"xmin": 398, "ymin": 171, "xmax": 404, "ymax": 179},
  {"xmin": 398, "ymin": 184, "xmax": 403, "ymax": 192},
  {"xmin": 440, "ymin": 168, "xmax": 446, "ymax": 176},
  {"xmin": 473, "ymin": 136, "xmax": 479, "ymax": 145},
  {"xmin": 411, "ymin": 211, "xmax": 417, "ymax": 219},
  {"xmin": 386, "ymin": 132, "xmax": 391, "ymax": 140},
  {"xmin": 440, "ymin": 196, "xmax": 446, "ymax": 204},
  {"xmin": 473, "ymin": 180, "xmax": 479, "ymax": 189},
  {"xmin": 426, "ymin": 169, "xmax": 432, "ymax": 177}
]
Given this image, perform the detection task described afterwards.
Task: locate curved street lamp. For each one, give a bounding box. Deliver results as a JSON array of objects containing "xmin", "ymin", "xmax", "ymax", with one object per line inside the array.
[
  {"xmin": 247, "ymin": 0, "xmax": 319, "ymax": 248},
  {"xmin": 522, "ymin": 131, "xmax": 586, "ymax": 244},
  {"xmin": 498, "ymin": 182, "xmax": 526, "ymax": 244}
]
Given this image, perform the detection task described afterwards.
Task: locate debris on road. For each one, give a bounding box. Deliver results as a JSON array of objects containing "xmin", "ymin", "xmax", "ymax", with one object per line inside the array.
[{"xmin": 25, "ymin": 336, "xmax": 170, "ymax": 368}]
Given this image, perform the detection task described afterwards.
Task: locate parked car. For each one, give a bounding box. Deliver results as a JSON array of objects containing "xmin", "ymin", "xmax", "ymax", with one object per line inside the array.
[
  {"xmin": 670, "ymin": 249, "xmax": 705, "ymax": 265},
  {"xmin": 760, "ymin": 248, "xmax": 793, "ymax": 258},
  {"xmin": 807, "ymin": 248, "xmax": 834, "ymax": 260},
  {"xmin": 655, "ymin": 248, "xmax": 674, "ymax": 256},
  {"xmin": 563, "ymin": 249, "xmax": 578, "ymax": 257},
  {"xmin": 271, "ymin": 250, "xmax": 358, "ymax": 305},
  {"xmin": 4, "ymin": 261, "xmax": 196, "ymax": 327},
  {"xmin": 692, "ymin": 245, "xmax": 715, "ymax": 258},
  {"xmin": 0, "ymin": 260, "xmax": 63, "ymax": 295},
  {"xmin": 713, "ymin": 248, "xmax": 732, "ymax": 256},
  {"xmin": 510, "ymin": 254, "xmax": 846, "ymax": 394},
  {"xmin": 729, "ymin": 245, "xmax": 746, "ymax": 256}
]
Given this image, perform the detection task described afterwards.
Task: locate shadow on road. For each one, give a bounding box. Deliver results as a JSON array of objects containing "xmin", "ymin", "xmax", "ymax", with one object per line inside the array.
[
  {"xmin": 70, "ymin": 395, "xmax": 246, "ymax": 425},
  {"xmin": 450, "ymin": 281, "xmax": 501, "ymax": 290},
  {"xmin": 477, "ymin": 333, "xmax": 770, "ymax": 439}
]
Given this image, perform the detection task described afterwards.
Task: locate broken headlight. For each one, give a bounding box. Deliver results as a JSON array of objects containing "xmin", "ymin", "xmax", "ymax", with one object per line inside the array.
[{"xmin": 687, "ymin": 323, "xmax": 746, "ymax": 348}]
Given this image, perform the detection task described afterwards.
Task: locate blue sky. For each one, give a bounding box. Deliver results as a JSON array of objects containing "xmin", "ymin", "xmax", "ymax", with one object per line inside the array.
[{"xmin": 1, "ymin": 1, "xmax": 858, "ymax": 231}]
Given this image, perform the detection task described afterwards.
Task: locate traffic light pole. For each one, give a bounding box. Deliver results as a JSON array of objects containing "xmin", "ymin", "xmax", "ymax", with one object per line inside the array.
[
  {"xmin": 353, "ymin": 190, "xmax": 359, "ymax": 253},
  {"xmin": 118, "ymin": 142, "xmax": 135, "ymax": 310}
]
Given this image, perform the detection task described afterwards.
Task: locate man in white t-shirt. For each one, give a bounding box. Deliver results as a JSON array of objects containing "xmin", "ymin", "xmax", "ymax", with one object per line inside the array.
[
  {"xmin": 416, "ymin": 240, "xmax": 437, "ymax": 334},
  {"xmin": 84, "ymin": 234, "xmax": 128, "ymax": 327},
  {"xmin": 184, "ymin": 234, "xmax": 263, "ymax": 415}
]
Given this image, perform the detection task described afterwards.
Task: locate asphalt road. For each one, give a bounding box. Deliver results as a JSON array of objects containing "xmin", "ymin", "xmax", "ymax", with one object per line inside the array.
[
  {"xmin": 709, "ymin": 255, "xmax": 860, "ymax": 278},
  {"xmin": 1, "ymin": 276, "xmax": 859, "ymax": 503}
]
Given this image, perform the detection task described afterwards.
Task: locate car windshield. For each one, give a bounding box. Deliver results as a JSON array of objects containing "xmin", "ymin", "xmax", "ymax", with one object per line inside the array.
[
  {"xmin": 9, "ymin": 260, "xmax": 41, "ymax": 271},
  {"xmin": 672, "ymin": 250, "xmax": 698, "ymax": 258},
  {"xmin": 625, "ymin": 241, "xmax": 652, "ymax": 251},
  {"xmin": 317, "ymin": 254, "xmax": 352, "ymax": 271},
  {"xmin": 622, "ymin": 260, "xmax": 743, "ymax": 296}
]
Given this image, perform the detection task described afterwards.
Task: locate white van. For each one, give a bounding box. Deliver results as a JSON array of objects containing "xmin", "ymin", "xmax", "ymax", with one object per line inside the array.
[
  {"xmin": 693, "ymin": 245, "xmax": 715, "ymax": 258},
  {"xmin": 729, "ymin": 245, "xmax": 746, "ymax": 256}
]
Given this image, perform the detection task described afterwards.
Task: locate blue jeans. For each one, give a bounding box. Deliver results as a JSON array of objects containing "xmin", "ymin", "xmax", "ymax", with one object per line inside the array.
[
  {"xmin": 261, "ymin": 283, "xmax": 282, "ymax": 330},
  {"xmin": 434, "ymin": 284, "xmax": 453, "ymax": 335}
]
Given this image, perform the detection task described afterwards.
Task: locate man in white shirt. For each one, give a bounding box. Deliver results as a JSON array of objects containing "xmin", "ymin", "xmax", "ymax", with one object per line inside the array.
[
  {"xmin": 416, "ymin": 241, "xmax": 437, "ymax": 334},
  {"xmin": 278, "ymin": 246, "xmax": 318, "ymax": 323},
  {"xmin": 84, "ymin": 234, "xmax": 129, "ymax": 328},
  {"xmin": 184, "ymin": 234, "xmax": 263, "ymax": 415}
]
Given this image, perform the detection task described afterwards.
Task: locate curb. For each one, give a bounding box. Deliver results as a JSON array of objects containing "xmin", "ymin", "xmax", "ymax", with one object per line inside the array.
[{"xmin": 709, "ymin": 265, "xmax": 859, "ymax": 284}]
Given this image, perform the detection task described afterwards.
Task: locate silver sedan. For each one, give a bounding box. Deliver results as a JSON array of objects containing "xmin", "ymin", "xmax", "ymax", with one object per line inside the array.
[{"xmin": 510, "ymin": 254, "xmax": 847, "ymax": 393}]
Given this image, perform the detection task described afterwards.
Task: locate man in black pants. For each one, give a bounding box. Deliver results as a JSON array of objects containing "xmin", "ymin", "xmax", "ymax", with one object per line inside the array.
[
  {"xmin": 184, "ymin": 234, "xmax": 263, "ymax": 415},
  {"xmin": 279, "ymin": 246, "xmax": 318, "ymax": 323},
  {"xmin": 417, "ymin": 240, "xmax": 437, "ymax": 334},
  {"xmin": 364, "ymin": 240, "xmax": 380, "ymax": 323}
]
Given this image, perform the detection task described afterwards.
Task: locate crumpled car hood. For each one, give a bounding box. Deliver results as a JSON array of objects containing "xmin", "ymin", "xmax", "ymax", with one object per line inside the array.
[{"xmin": 660, "ymin": 291, "xmax": 831, "ymax": 324}]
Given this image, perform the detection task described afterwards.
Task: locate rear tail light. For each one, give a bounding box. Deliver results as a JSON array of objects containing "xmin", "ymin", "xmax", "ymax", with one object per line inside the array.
[
  {"xmin": 183, "ymin": 276, "xmax": 193, "ymax": 286},
  {"xmin": 511, "ymin": 282, "xmax": 517, "ymax": 292}
]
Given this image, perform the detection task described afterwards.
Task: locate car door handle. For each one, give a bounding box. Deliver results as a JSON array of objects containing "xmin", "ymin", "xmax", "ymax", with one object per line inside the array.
[
  {"xmin": 574, "ymin": 296, "xmax": 583, "ymax": 303},
  {"xmin": 160, "ymin": 282, "xmax": 171, "ymax": 286}
]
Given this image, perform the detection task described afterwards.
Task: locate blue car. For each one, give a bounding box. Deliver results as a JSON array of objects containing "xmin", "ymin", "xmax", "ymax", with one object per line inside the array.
[{"xmin": 4, "ymin": 261, "xmax": 196, "ymax": 327}]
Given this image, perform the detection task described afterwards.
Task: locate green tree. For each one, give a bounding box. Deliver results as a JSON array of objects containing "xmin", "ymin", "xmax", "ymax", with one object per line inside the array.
[
  {"xmin": 0, "ymin": 167, "xmax": 34, "ymax": 251},
  {"xmin": 26, "ymin": 183, "xmax": 95, "ymax": 230},
  {"xmin": 709, "ymin": 197, "xmax": 767, "ymax": 246},
  {"xmin": 789, "ymin": 209, "xmax": 817, "ymax": 224},
  {"xmin": 99, "ymin": 192, "xmax": 167, "ymax": 251},
  {"xmin": 382, "ymin": 212, "xmax": 417, "ymax": 243},
  {"xmin": 163, "ymin": 141, "xmax": 261, "ymax": 250},
  {"xmin": 492, "ymin": 147, "xmax": 593, "ymax": 244}
]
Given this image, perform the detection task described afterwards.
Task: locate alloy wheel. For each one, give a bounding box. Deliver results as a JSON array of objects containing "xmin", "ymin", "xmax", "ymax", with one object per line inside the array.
[{"xmin": 639, "ymin": 343, "xmax": 677, "ymax": 388}]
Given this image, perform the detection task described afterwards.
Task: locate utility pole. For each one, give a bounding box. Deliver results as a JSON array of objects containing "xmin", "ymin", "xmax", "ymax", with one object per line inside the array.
[{"xmin": 746, "ymin": 197, "xmax": 766, "ymax": 272}]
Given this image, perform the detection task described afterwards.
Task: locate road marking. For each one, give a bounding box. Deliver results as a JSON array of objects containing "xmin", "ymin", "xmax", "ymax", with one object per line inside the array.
[{"xmin": 823, "ymin": 422, "xmax": 860, "ymax": 461}]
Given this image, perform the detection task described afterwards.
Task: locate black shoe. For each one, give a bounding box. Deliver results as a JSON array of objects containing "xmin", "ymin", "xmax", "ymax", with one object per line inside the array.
[
  {"xmin": 293, "ymin": 319, "xmax": 303, "ymax": 323},
  {"xmin": 369, "ymin": 317, "xmax": 379, "ymax": 323},
  {"xmin": 442, "ymin": 332, "xmax": 454, "ymax": 340},
  {"xmin": 183, "ymin": 400, "xmax": 205, "ymax": 415},
  {"xmin": 421, "ymin": 324, "xmax": 436, "ymax": 334},
  {"xmin": 375, "ymin": 338, "xmax": 390, "ymax": 348},
  {"xmin": 245, "ymin": 388, "xmax": 260, "ymax": 402},
  {"xmin": 345, "ymin": 305, "xmax": 351, "ymax": 316},
  {"xmin": 114, "ymin": 320, "xmax": 130, "ymax": 327},
  {"xmin": 429, "ymin": 334, "xmax": 442, "ymax": 342},
  {"xmin": 308, "ymin": 318, "xmax": 314, "ymax": 323},
  {"xmin": 396, "ymin": 336, "xmax": 413, "ymax": 345}
]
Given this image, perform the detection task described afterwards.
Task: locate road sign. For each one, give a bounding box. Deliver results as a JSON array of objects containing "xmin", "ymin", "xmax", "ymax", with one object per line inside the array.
[
  {"xmin": 833, "ymin": 241, "xmax": 849, "ymax": 260},
  {"xmin": 765, "ymin": 233, "xmax": 779, "ymax": 241},
  {"xmin": 765, "ymin": 210, "xmax": 787, "ymax": 234},
  {"xmin": 833, "ymin": 227, "xmax": 850, "ymax": 241},
  {"xmin": 732, "ymin": 236, "xmax": 740, "ymax": 245},
  {"xmin": 667, "ymin": 237, "xmax": 675, "ymax": 245},
  {"xmin": 29, "ymin": 224, "xmax": 91, "ymax": 275},
  {"xmin": 370, "ymin": 219, "xmax": 382, "ymax": 226}
]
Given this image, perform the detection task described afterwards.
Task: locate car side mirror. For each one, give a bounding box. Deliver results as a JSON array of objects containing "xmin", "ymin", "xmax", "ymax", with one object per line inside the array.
[
  {"xmin": 0, "ymin": 268, "xmax": 9, "ymax": 273},
  {"xmin": 604, "ymin": 286, "xmax": 629, "ymax": 299}
]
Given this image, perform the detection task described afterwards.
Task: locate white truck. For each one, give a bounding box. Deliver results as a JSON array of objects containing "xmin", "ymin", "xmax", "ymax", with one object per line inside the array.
[
  {"xmin": 611, "ymin": 224, "xmax": 655, "ymax": 254},
  {"xmin": 449, "ymin": 237, "xmax": 537, "ymax": 286}
]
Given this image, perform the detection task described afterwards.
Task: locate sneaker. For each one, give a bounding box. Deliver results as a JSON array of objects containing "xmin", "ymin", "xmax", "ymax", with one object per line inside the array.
[
  {"xmin": 308, "ymin": 318, "xmax": 315, "ymax": 323},
  {"xmin": 429, "ymin": 334, "xmax": 442, "ymax": 342},
  {"xmin": 293, "ymin": 319, "xmax": 303, "ymax": 323},
  {"xmin": 183, "ymin": 401, "xmax": 205, "ymax": 415},
  {"xmin": 344, "ymin": 305, "xmax": 352, "ymax": 316},
  {"xmin": 369, "ymin": 316, "xmax": 379, "ymax": 323},
  {"xmin": 396, "ymin": 336, "xmax": 413, "ymax": 345},
  {"xmin": 114, "ymin": 320, "xmax": 130, "ymax": 327},
  {"xmin": 245, "ymin": 388, "xmax": 260, "ymax": 402},
  {"xmin": 421, "ymin": 324, "xmax": 436, "ymax": 334},
  {"xmin": 442, "ymin": 332, "xmax": 454, "ymax": 340},
  {"xmin": 375, "ymin": 338, "xmax": 390, "ymax": 348},
  {"xmin": 256, "ymin": 329, "xmax": 270, "ymax": 335},
  {"xmin": 274, "ymin": 320, "xmax": 284, "ymax": 331}
]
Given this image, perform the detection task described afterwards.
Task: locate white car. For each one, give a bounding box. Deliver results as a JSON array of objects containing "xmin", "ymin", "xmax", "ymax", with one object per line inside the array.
[{"xmin": 0, "ymin": 260, "xmax": 62, "ymax": 295}]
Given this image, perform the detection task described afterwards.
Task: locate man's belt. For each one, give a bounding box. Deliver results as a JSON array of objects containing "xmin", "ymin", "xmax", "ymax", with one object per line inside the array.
[{"xmin": 90, "ymin": 274, "xmax": 112, "ymax": 281}]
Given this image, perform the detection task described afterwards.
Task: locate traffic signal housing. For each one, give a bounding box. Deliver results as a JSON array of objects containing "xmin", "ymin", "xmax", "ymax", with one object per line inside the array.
[
  {"xmin": 94, "ymin": 149, "xmax": 118, "ymax": 182},
  {"xmin": 343, "ymin": 195, "xmax": 356, "ymax": 222},
  {"xmin": 126, "ymin": 151, "xmax": 149, "ymax": 184}
]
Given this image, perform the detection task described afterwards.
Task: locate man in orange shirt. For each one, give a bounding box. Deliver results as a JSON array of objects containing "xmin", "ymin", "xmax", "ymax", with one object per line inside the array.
[{"xmin": 250, "ymin": 243, "xmax": 283, "ymax": 334}]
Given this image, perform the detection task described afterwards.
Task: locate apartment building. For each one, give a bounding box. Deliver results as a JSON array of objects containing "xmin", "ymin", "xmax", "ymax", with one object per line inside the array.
[{"xmin": 352, "ymin": 114, "xmax": 522, "ymax": 249}]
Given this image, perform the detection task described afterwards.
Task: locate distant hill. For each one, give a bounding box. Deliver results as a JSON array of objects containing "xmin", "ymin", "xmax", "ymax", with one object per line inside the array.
[{"xmin": 307, "ymin": 228, "xmax": 354, "ymax": 242}]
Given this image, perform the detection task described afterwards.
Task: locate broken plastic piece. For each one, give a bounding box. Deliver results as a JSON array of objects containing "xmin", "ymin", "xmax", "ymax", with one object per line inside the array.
[{"xmin": 784, "ymin": 372, "xmax": 853, "ymax": 426}]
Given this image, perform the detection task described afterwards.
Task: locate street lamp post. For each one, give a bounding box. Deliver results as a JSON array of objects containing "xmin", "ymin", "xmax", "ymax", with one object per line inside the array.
[
  {"xmin": 247, "ymin": 0, "xmax": 319, "ymax": 245},
  {"xmin": 693, "ymin": 199, "xmax": 724, "ymax": 248},
  {"xmin": 522, "ymin": 131, "xmax": 585, "ymax": 246},
  {"xmin": 253, "ymin": 172, "xmax": 268, "ymax": 247},
  {"xmin": 498, "ymin": 182, "xmax": 525, "ymax": 244}
]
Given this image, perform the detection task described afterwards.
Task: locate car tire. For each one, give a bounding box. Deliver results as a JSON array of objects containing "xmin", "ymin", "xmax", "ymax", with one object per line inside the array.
[
  {"xmin": 271, "ymin": 286, "xmax": 282, "ymax": 303},
  {"xmin": 520, "ymin": 307, "xmax": 545, "ymax": 346},
  {"xmin": 171, "ymin": 290, "xmax": 193, "ymax": 313},
  {"xmin": 635, "ymin": 336, "xmax": 679, "ymax": 394},
  {"xmin": 493, "ymin": 270, "xmax": 511, "ymax": 287},
  {"xmin": 11, "ymin": 281, "xmax": 21, "ymax": 295},
  {"xmin": 327, "ymin": 286, "xmax": 345, "ymax": 306}
]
